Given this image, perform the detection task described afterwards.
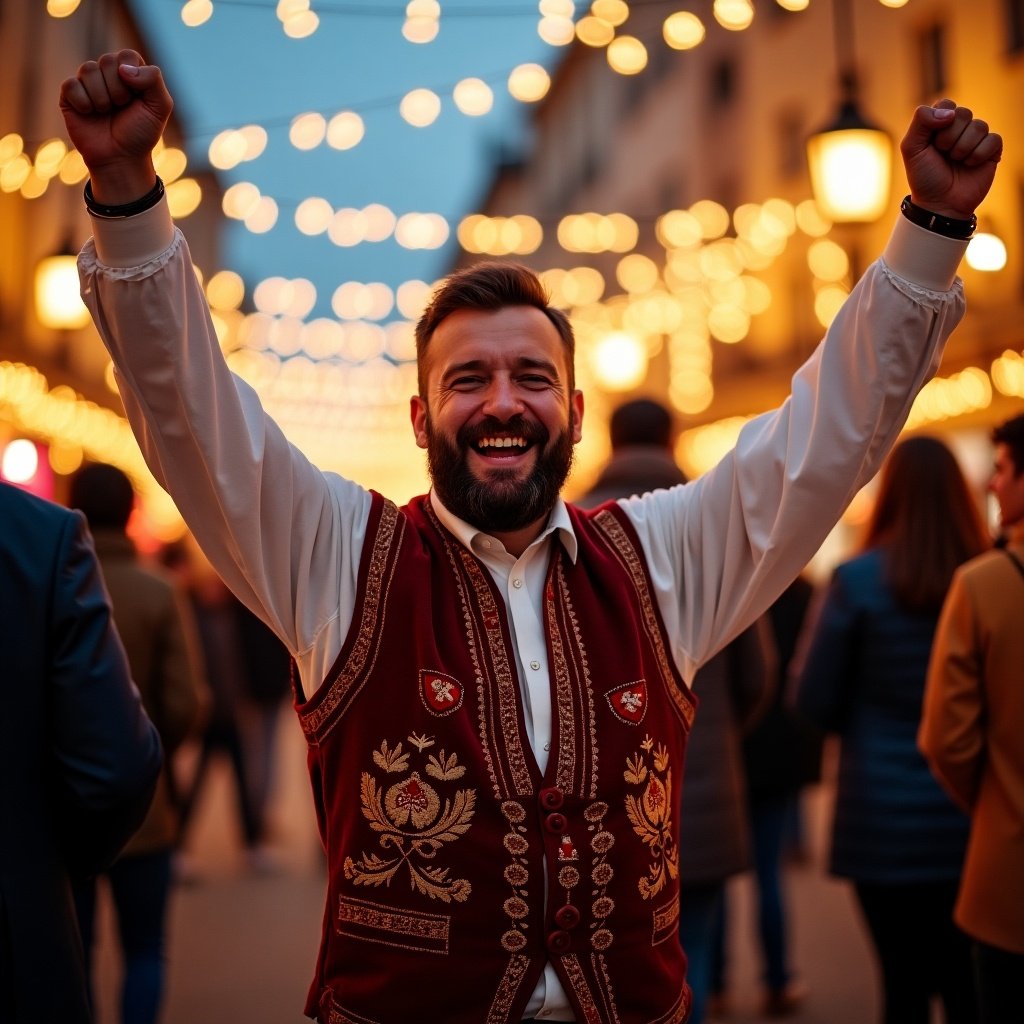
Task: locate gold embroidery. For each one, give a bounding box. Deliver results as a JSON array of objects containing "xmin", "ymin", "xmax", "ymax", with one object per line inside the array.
[
  {"xmin": 301, "ymin": 502, "xmax": 403, "ymax": 738},
  {"xmin": 593, "ymin": 510, "xmax": 696, "ymax": 730},
  {"xmin": 558, "ymin": 865, "xmax": 580, "ymax": 889},
  {"xmin": 426, "ymin": 749, "xmax": 466, "ymax": 781},
  {"xmin": 562, "ymin": 955, "xmax": 604, "ymax": 1024},
  {"xmin": 500, "ymin": 801, "xmax": 532, "ymax": 952},
  {"xmin": 652, "ymin": 893, "xmax": 681, "ymax": 946},
  {"xmin": 327, "ymin": 1000, "xmax": 382, "ymax": 1024},
  {"xmin": 585, "ymin": 800, "xmax": 616, "ymax": 951},
  {"xmin": 343, "ymin": 739, "xmax": 476, "ymax": 902},
  {"xmin": 624, "ymin": 737, "xmax": 678, "ymax": 900},
  {"xmin": 486, "ymin": 955, "xmax": 531, "ymax": 1024},
  {"xmin": 408, "ymin": 732, "xmax": 435, "ymax": 752},
  {"xmin": 337, "ymin": 895, "xmax": 450, "ymax": 955},
  {"xmin": 593, "ymin": 952, "xmax": 623, "ymax": 1024}
]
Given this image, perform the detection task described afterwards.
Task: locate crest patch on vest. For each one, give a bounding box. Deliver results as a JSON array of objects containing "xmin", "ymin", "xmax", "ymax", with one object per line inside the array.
[
  {"xmin": 419, "ymin": 669, "xmax": 465, "ymax": 716},
  {"xmin": 606, "ymin": 679, "xmax": 648, "ymax": 725}
]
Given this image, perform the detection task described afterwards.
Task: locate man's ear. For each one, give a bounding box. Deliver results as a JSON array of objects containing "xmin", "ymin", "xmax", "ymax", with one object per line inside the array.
[
  {"xmin": 410, "ymin": 395, "xmax": 429, "ymax": 450},
  {"xmin": 570, "ymin": 389, "xmax": 584, "ymax": 444}
]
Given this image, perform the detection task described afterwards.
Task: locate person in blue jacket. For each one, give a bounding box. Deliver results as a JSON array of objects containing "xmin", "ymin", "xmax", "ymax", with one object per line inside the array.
[
  {"xmin": 795, "ymin": 435, "xmax": 990, "ymax": 1024},
  {"xmin": 0, "ymin": 480, "xmax": 162, "ymax": 1023}
]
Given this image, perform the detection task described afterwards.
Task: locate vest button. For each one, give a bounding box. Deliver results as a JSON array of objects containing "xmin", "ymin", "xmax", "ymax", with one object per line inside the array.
[
  {"xmin": 539, "ymin": 787, "xmax": 564, "ymax": 810},
  {"xmin": 546, "ymin": 929, "xmax": 572, "ymax": 954},
  {"xmin": 544, "ymin": 812, "xmax": 568, "ymax": 834},
  {"xmin": 554, "ymin": 905, "xmax": 581, "ymax": 929}
]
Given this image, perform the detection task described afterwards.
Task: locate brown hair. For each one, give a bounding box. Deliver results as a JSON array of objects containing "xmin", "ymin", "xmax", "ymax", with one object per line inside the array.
[
  {"xmin": 862, "ymin": 435, "xmax": 990, "ymax": 613},
  {"xmin": 414, "ymin": 261, "xmax": 575, "ymax": 395},
  {"xmin": 992, "ymin": 413, "xmax": 1024, "ymax": 476}
]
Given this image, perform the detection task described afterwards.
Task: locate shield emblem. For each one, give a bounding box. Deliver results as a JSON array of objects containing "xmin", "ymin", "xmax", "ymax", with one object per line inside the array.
[
  {"xmin": 606, "ymin": 679, "xmax": 648, "ymax": 725},
  {"xmin": 420, "ymin": 669, "xmax": 465, "ymax": 716}
]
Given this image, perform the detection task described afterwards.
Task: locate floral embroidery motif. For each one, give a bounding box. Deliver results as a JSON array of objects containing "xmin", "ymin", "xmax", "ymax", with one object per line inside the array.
[
  {"xmin": 500, "ymin": 800, "xmax": 532, "ymax": 953},
  {"xmin": 343, "ymin": 738, "xmax": 476, "ymax": 903},
  {"xmin": 624, "ymin": 735, "xmax": 678, "ymax": 900},
  {"xmin": 584, "ymin": 800, "xmax": 616, "ymax": 951}
]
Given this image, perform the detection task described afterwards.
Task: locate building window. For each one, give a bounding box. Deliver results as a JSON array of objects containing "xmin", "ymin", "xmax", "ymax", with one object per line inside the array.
[
  {"xmin": 1007, "ymin": 0, "xmax": 1024, "ymax": 53},
  {"xmin": 918, "ymin": 23, "xmax": 948, "ymax": 98},
  {"xmin": 709, "ymin": 58, "xmax": 736, "ymax": 108}
]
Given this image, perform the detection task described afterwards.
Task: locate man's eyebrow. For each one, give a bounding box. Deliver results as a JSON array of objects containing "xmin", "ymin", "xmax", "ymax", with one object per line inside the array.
[{"xmin": 440, "ymin": 356, "xmax": 560, "ymax": 380}]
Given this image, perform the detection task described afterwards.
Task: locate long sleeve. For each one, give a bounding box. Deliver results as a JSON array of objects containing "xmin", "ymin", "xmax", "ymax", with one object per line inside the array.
[
  {"xmin": 919, "ymin": 571, "xmax": 984, "ymax": 812},
  {"xmin": 79, "ymin": 202, "xmax": 370, "ymax": 697},
  {"xmin": 624, "ymin": 216, "xmax": 968, "ymax": 682},
  {"xmin": 50, "ymin": 514, "xmax": 163, "ymax": 873}
]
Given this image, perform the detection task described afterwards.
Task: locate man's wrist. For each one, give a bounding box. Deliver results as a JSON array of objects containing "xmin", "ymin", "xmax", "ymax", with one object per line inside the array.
[{"xmin": 901, "ymin": 195, "xmax": 977, "ymax": 239}]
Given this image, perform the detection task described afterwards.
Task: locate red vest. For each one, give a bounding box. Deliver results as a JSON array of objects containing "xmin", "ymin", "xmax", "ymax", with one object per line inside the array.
[{"xmin": 296, "ymin": 494, "xmax": 697, "ymax": 1023}]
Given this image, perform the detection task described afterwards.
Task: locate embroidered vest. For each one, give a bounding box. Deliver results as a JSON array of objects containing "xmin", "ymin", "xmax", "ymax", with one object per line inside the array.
[{"xmin": 296, "ymin": 494, "xmax": 697, "ymax": 1024}]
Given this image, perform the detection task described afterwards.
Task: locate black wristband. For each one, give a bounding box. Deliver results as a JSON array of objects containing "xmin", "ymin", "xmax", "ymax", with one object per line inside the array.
[
  {"xmin": 900, "ymin": 195, "xmax": 976, "ymax": 240},
  {"xmin": 84, "ymin": 176, "xmax": 165, "ymax": 219}
]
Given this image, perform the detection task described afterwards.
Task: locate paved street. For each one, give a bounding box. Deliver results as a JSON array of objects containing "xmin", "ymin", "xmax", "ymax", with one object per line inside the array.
[{"xmin": 91, "ymin": 721, "xmax": 887, "ymax": 1024}]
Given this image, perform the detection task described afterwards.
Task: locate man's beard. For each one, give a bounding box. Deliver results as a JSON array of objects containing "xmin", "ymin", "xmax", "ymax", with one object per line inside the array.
[{"xmin": 425, "ymin": 412, "xmax": 575, "ymax": 534}]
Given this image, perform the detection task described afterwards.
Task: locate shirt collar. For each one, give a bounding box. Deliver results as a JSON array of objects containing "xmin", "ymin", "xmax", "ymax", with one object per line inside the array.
[{"xmin": 428, "ymin": 490, "xmax": 578, "ymax": 564}]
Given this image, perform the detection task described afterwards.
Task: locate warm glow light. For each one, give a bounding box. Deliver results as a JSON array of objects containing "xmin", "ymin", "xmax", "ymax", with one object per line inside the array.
[
  {"xmin": 591, "ymin": 0, "xmax": 629, "ymax": 26},
  {"xmin": 283, "ymin": 11, "xmax": 319, "ymax": 37},
  {"xmin": 775, "ymin": 0, "xmax": 809, "ymax": 10},
  {"xmin": 0, "ymin": 134, "xmax": 25, "ymax": 165},
  {"xmin": 807, "ymin": 238, "xmax": 850, "ymax": 281},
  {"xmin": 656, "ymin": 210, "xmax": 703, "ymax": 248},
  {"xmin": 35, "ymin": 253, "xmax": 90, "ymax": 330},
  {"xmin": 795, "ymin": 199, "xmax": 832, "ymax": 237},
  {"xmin": 814, "ymin": 284, "xmax": 849, "ymax": 328},
  {"xmin": 663, "ymin": 11, "xmax": 705, "ymax": 49},
  {"xmin": 327, "ymin": 111, "xmax": 365, "ymax": 150},
  {"xmin": 1, "ymin": 154, "xmax": 31, "ymax": 192},
  {"xmin": 403, "ymin": 17, "xmax": 440, "ymax": 44},
  {"xmin": 965, "ymin": 231, "xmax": 1007, "ymax": 272},
  {"xmin": 807, "ymin": 127, "xmax": 892, "ymax": 223},
  {"xmin": 48, "ymin": 0, "xmax": 81, "ymax": 16},
  {"xmin": 181, "ymin": 0, "xmax": 213, "ymax": 26},
  {"xmin": 453, "ymin": 78, "xmax": 494, "ymax": 116},
  {"xmin": 395, "ymin": 213, "xmax": 449, "ymax": 249},
  {"xmin": 207, "ymin": 270, "xmax": 245, "ymax": 311},
  {"xmin": 167, "ymin": 178, "xmax": 202, "ymax": 218},
  {"xmin": 209, "ymin": 129, "xmax": 247, "ymax": 169},
  {"xmin": 397, "ymin": 280, "xmax": 433, "ymax": 320},
  {"xmin": 245, "ymin": 196, "xmax": 279, "ymax": 233},
  {"xmin": 400, "ymin": 89, "xmax": 442, "ymax": 127},
  {"xmin": 878, "ymin": 0, "xmax": 909, "ymax": 7},
  {"xmin": 538, "ymin": 16, "xmax": 575, "ymax": 46},
  {"xmin": 508, "ymin": 64, "xmax": 551, "ymax": 102},
  {"xmin": 690, "ymin": 199, "xmax": 731, "ymax": 239},
  {"xmin": 290, "ymin": 112, "xmax": 327, "ymax": 150},
  {"xmin": 607, "ymin": 36, "xmax": 648, "ymax": 75},
  {"xmin": 713, "ymin": 0, "xmax": 754, "ymax": 30},
  {"xmin": 992, "ymin": 351, "xmax": 1024, "ymax": 398},
  {"xmin": 2, "ymin": 439, "xmax": 39, "ymax": 483},
  {"xmin": 591, "ymin": 332, "xmax": 648, "ymax": 391},
  {"xmin": 295, "ymin": 196, "xmax": 334, "ymax": 235},
  {"xmin": 154, "ymin": 146, "xmax": 188, "ymax": 183},
  {"xmin": 616, "ymin": 254, "xmax": 660, "ymax": 294},
  {"xmin": 576, "ymin": 16, "xmax": 615, "ymax": 47},
  {"xmin": 223, "ymin": 181, "xmax": 262, "ymax": 219},
  {"xmin": 34, "ymin": 139, "xmax": 67, "ymax": 179}
]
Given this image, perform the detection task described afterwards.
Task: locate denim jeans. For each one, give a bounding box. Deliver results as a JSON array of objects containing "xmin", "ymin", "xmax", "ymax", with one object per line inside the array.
[{"xmin": 74, "ymin": 849, "xmax": 173, "ymax": 1024}]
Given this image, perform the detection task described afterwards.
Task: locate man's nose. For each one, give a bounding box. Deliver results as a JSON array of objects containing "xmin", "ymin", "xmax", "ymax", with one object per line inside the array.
[{"xmin": 482, "ymin": 377, "xmax": 524, "ymax": 418}]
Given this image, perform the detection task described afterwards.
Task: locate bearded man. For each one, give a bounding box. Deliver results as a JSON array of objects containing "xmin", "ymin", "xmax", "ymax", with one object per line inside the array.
[{"xmin": 60, "ymin": 50, "xmax": 1001, "ymax": 1024}]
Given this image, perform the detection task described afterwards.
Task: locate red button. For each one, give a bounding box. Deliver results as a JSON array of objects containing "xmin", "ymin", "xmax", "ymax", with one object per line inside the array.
[
  {"xmin": 546, "ymin": 929, "xmax": 571, "ymax": 954},
  {"xmin": 554, "ymin": 905, "xmax": 580, "ymax": 929},
  {"xmin": 544, "ymin": 812, "xmax": 568, "ymax": 834},
  {"xmin": 539, "ymin": 787, "xmax": 564, "ymax": 810}
]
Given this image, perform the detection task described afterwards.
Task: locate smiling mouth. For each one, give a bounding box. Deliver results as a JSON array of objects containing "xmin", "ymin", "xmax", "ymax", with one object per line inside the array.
[{"xmin": 472, "ymin": 435, "xmax": 534, "ymax": 459}]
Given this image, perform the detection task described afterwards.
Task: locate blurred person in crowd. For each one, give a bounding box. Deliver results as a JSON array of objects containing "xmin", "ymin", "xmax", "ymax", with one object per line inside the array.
[
  {"xmin": 0, "ymin": 480, "xmax": 161, "ymax": 1023},
  {"xmin": 62, "ymin": 50, "xmax": 1001, "ymax": 1023},
  {"xmin": 580, "ymin": 400, "xmax": 774, "ymax": 1024},
  {"xmin": 69, "ymin": 463, "xmax": 205, "ymax": 1024},
  {"xmin": 796, "ymin": 435, "xmax": 990, "ymax": 1024},
  {"xmin": 711, "ymin": 574, "xmax": 821, "ymax": 1018},
  {"xmin": 920, "ymin": 413, "xmax": 1024, "ymax": 1024}
]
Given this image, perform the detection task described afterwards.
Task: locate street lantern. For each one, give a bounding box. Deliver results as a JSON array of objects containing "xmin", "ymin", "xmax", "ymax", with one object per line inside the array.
[
  {"xmin": 34, "ymin": 247, "xmax": 90, "ymax": 330},
  {"xmin": 806, "ymin": 0, "xmax": 893, "ymax": 224},
  {"xmin": 807, "ymin": 74, "xmax": 892, "ymax": 223}
]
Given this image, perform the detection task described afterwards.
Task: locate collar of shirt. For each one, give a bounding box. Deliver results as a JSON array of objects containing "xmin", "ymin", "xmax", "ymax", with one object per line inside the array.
[{"xmin": 428, "ymin": 491, "xmax": 579, "ymax": 565}]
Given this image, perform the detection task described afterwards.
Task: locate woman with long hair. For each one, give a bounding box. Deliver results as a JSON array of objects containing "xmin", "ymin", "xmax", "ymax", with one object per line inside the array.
[{"xmin": 796, "ymin": 435, "xmax": 990, "ymax": 1024}]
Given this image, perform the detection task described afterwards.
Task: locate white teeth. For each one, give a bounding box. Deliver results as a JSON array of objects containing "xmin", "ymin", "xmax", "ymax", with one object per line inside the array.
[{"xmin": 478, "ymin": 436, "xmax": 527, "ymax": 449}]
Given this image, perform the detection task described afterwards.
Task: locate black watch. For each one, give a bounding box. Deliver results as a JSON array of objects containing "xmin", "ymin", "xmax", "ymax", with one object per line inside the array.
[{"xmin": 900, "ymin": 195, "xmax": 976, "ymax": 240}]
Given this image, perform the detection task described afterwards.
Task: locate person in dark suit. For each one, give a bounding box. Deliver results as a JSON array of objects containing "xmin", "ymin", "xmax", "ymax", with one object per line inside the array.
[{"xmin": 0, "ymin": 480, "xmax": 162, "ymax": 1023}]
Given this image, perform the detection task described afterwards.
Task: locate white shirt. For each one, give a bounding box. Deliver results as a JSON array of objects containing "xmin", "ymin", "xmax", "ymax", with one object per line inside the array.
[{"xmin": 80, "ymin": 199, "xmax": 968, "ymax": 1019}]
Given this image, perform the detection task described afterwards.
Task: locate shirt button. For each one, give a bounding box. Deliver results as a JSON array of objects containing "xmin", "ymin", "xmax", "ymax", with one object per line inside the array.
[
  {"xmin": 546, "ymin": 929, "xmax": 571, "ymax": 954},
  {"xmin": 555, "ymin": 904, "xmax": 581, "ymax": 930},
  {"xmin": 512, "ymin": 578, "xmax": 523, "ymax": 589},
  {"xmin": 539, "ymin": 787, "xmax": 564, "ymax": 810},
  {"xmin": 530, "ymin": 660, "xmax": 540, "ymax": 670}
]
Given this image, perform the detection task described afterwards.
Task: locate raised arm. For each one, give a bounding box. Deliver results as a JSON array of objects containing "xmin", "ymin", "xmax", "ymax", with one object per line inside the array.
[
  {"xmin": 61, "ymin": 52, "xmax": 370, "ymax": 696},
  {"xmin": 627, "ymin": 101, "xmax": 1001, "ymax": 679}
]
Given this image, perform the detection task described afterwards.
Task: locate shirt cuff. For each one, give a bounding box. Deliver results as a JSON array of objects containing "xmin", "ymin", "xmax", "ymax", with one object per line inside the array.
[
  {"xmin": 881, "ymin": 213, "xmax": 970, "ymax": 292},
  {"xmin": 90, "ymin": 196, "xmax": 176, "ymax": 268}
]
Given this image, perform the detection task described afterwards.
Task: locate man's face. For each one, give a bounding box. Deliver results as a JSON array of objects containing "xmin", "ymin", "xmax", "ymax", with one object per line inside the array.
[
  {"xmin": 410, "ymin": 306, "xmax": 584, "ymax": 535},
  {"xmin": 989, "ymin": 442, "xmax": 1024, "ymax": 530}
]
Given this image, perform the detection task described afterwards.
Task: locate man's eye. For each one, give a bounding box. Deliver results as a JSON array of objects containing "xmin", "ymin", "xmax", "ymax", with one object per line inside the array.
[
  {"xmin": 450, "ymin": 376, "xmax": 484, "ymax": 389},
  {"xmin": 520, "ymin": 375, "xmax": 552, "ymax": 387}
]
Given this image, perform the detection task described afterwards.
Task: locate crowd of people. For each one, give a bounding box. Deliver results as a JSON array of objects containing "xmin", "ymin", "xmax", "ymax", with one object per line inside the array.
[{"xmin": 0, "ymin": 43, "xmax": 1018, "ymax": 1024}]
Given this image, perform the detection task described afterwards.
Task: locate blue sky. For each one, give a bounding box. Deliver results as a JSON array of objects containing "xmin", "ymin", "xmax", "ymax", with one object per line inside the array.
[{"xmin": 132, "ymin": 0, "xmax": 556, "ymax": 315}]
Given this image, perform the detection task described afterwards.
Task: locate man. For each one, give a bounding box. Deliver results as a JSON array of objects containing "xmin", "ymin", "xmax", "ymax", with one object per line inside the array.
[
  {"xmin": 69, "ymin": 462, "xmax": 204, "ymax": 1024},
  {"xmin": 0, "ymin": 480, "xmax": 162, "ymax": 1022},
  {"xmin": 60, "ymin": 49, "xmax": 1000, "ymax": 1023},
  {"xmin": 920, "ymin": 413, "xmax": 1024, "ymax": 1024},
  {"xmin": 576, "ymin": 397, "xmax": 687, "ymax": 505}
]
